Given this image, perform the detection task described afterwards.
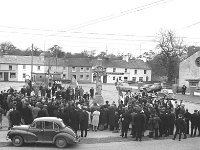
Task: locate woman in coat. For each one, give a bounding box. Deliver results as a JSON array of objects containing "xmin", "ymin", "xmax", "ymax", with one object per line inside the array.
[{"xmin": 91, "ymin": 108, "xmax": 100, "ymax": 131}]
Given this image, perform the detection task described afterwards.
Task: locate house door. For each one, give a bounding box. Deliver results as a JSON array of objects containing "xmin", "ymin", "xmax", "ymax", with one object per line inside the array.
[
  {"xmin": 103, "ymin": 75, "xmax": 107, "ymax": 83},
  {"xmin": 4, "ymin": 72, "xmax": 8, "ymax": 81}
]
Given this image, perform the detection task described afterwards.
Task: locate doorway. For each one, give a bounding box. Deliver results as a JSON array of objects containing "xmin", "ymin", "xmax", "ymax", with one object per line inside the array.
[{"xmin": 4, "ymin": 72, "xmax": 8, "ymax": 81}]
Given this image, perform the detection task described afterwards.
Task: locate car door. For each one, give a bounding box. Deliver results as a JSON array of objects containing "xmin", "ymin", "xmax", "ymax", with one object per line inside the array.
[
  {"xmin": 28, "ymin": 121, "xmax": 44, "ymax": 142},
  {"xmin": 43, "ymin": 121, "xmax": 60, "ymax": 142}
]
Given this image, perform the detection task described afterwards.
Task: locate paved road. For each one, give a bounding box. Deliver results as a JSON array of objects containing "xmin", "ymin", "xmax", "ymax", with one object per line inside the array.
[{"xmin": 1, "ymin": 137, "xmax": 200, "ymax": 150}]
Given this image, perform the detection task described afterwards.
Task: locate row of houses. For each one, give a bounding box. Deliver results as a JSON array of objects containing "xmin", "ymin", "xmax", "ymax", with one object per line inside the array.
[{"xmin": 0, "ymin": 54, "xmax": 152, "ymax": 84}]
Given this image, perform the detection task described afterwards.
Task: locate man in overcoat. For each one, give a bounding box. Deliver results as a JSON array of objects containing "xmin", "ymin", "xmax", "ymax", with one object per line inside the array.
[
  {"xmin": 134, "ymin": 110, "xmax": 146, "ymax": 141},
  {"xmin": 79, "ymin": 107, "xmax": 89, "ymax": 137}
]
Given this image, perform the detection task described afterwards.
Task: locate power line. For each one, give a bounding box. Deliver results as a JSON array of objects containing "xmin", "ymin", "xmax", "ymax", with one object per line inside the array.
[
  {"xmin": 0, "ymin": 30, "xmax": 155, "ymax": 42},
  {"xmin": 0, "ymin": 0, "xmax": 173, "ymax": 35},
  {"xmin": 186, "ymin": 21, "xmax": 200, "ymax": 28},
  {"xmin": 56, "ymin": 0, "xmax": 173, "ymax": 32}
]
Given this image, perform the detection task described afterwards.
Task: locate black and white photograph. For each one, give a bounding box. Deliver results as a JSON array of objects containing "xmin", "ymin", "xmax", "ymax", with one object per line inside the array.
[{"xmin": 0, "ymin": 0, "xmax": 200, "ymax": 149}]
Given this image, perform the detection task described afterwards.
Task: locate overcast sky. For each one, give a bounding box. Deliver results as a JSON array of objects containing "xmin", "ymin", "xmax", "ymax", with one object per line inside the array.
[{"xmin": 0, "ymin": 0, "xmax": 200, "ymax": 57}]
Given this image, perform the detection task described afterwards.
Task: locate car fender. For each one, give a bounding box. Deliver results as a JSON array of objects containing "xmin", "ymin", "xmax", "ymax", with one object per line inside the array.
[
  {"xmin": 7, "ymin": 130, "xmax": 37, "ymax": 143},
  {"xmin": 53, "ymin": 133, "xmax": 75, "ymax": 144}
]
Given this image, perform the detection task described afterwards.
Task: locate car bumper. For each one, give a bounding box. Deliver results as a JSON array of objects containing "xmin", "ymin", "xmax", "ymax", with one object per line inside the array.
[{"xmin": 74, "ymin": 136, "xmax": 80, "ymax": 143}]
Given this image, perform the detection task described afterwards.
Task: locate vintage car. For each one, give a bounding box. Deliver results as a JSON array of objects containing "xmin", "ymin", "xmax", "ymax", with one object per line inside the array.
[{"xmin": 7, "ymin": 117, "xmax": 80, "ymax": 148}]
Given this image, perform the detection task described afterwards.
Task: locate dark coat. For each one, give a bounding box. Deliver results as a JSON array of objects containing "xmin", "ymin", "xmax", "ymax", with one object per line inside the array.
[
  {"xmin": 22, "ymin": 106, "xmax": 33, "ymax": 124},
  {"xmin": 99, "ymin": 108, "xmax": 107, "ymax": 125},
  {"xmin": 79, "ymin": 110, "xmax": 89, "ymax": 130},
  {"xmin": 175, "ymin": 117, "xmax": 186, "ymax": 130},
  {"xmin": 134, "ymin": 112, "xmax": 146, "ymax": 131},
  {"xmin": 10, "ymin": 109, "xmax": 21, "ymax": 126},
  {"xmin": 108, "ymin": 105, "xmax": 117, "ymax": 126},
  {"xmin": 69, "ymin": 108, "xmax": 79, "ymax": 131}
]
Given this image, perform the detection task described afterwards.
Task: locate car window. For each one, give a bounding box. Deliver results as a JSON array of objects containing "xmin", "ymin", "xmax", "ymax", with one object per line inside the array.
[
  {"xmin": 44, "ymin": 121, "xmax": 53, "ymax": 130},
  {"xmin": 30, "ymin": 121, "xmax": 42, "ymax": 129},
  {"xmin": 54, "ymin": 122, "xmax": 59, "ymax": 130}
]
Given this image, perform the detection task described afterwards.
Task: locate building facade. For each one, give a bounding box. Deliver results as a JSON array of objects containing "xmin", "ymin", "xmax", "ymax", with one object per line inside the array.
[
  {"xmin": 67, "ymin": 58, "xmax": 93, "ymax": 83},
  {"xmin": 92, "ymin": 57, "xmax": 152, "ymax": 84},
  {"xmin": 179, "ymin": 50, "xmax": 200, "ymax": 88}
]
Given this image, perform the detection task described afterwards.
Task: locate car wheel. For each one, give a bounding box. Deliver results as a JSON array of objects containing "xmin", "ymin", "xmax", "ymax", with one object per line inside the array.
[
  {"xmin": 12, "ymin": 135, "xmax": 24, "ymax": 147},
  {"xmin": 55, "ymin": 137, "xmax": 67, "ymax": 148}
]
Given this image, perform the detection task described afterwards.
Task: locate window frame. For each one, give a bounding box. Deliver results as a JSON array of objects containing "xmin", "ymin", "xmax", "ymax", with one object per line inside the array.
[
  {"xmin": 80, "ymin": 74, "xmax": 84, "ymax": 80},
  {"xmin": 134, "ymin": 69, "xmax": 137, "ymax": 75},
  {"xmin": 22, "ymin": 73, "xmax": 26, "ymax": 78},
  {"xmin": 144, "ymin": 70, "xmax": 147, "ymax": 74},
  {"xmin": 9, "ymin": 65, "xmax": 12, "ymax": 70},
  {"xmin": 72, "ymin": 67, "xmax": 76, "ymax": 72},
  {"xmin": 80, "ymin": 67, "xmax": 84, "ymax": 72},
  {"xmin": 86, "ymin": 67, "xmax": 90, "ymax": 72},
  {"xmin": 37, "ymin": 66, "xmax": 41, "ymax": 70},
  {"xmin": 113, "ymin": 68, "xmax": 116, "ymax": 72},
  {"xmin": 125, "ymin": 68, "xmax": 127, "ymax": 73},
  {"xmin": 23, "ymin": 65, "xmax": 26, "ymax": 69},
  {"xmin": 86, "ymin": 74, "xmax": 89, "ymax": 80},
  {"xmin": 10, "ymin": 72, "xmax": 16, "ymax": 78}
]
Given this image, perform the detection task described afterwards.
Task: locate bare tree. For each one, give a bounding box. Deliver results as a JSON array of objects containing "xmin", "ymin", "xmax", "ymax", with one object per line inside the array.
[{"xmin": 156, "ymin": 30, "xmax": 186, "ymax": 84}]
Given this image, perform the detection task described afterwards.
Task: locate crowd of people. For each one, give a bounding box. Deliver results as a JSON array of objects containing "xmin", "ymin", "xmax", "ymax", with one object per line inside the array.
[{"xmin": 0, "ymin": 82, "xmax": 199, "ymax": 142}]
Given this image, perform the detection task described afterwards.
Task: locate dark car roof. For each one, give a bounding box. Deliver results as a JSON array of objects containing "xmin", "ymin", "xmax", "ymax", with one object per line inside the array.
[{"xmin": 34, "ymin": 117, "xmax": 63, "ymax": 126}]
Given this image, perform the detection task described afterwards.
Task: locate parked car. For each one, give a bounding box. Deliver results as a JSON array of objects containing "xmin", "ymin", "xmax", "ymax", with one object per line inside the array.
[
  {"xmin": 156, "ymin": 92, "xmax": 176, "ymax": 100},
  {"xmin": 139, "ymin": 84, "xmax": 153, "ymax": 92},
  {"xmin": 7, "ymin": 117, "xmax": 80, "ymax": 148}
]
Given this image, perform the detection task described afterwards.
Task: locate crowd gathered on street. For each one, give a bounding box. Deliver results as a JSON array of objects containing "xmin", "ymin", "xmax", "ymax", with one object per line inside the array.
[{"xmin": 0, "ymin": 81, "xmax": 200, "ymax": 142}]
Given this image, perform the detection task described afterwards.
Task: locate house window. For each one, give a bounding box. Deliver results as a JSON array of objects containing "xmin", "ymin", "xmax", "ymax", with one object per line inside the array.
[
  {"xmin": 0, "ymin": 72, "xmax": 2, "ymax": 78},
  {"xmin": 132, "ymin": 77, "xmax": 136, "ymax": 82},
  {"xmin": 124, "ymin": 77, "xmax": 128, "ymax": 80},
  {"xmin": 23, "ymin": 73, "xmax": 26, "ymax": 78},
  {"xmin": 125, "ymin": 68, "xmax": 127, "ymax": 73},
  {"xmin": 139, "ymin": 77, "xmax": 143, "ymax": 82},
  {"xmin": 113, "ymin": 76, "xmax": 116, "ymax": 80},
  {"xmin": 10, "ymin": 72, "xmax": 16, "ymax": 78},
  {"xmin": 80, "ymin": 67, "xmax": 84, "ymax": 72},
  {"xmin": 86, "ymin": 67, "xmax": 90, "ymax": 72},
  {"xmin": 23, "ymin": 65, "xmax": 26, "ymax": 69},
  {"xmin": 80, "ymin": 75, "xmax": 83, "ymax": 80},
  {"xmin": 146, "ymin": 76, "xmax": 149, "ymax": 82},
  {"xmin": 63, "ymin": 74, "xmax": 66, "ymax": 78},
  {"xmin": 86, "ymin": 75, "xmax": 89, "ymax": 80},
  {"xmin": 134, "ymin": 70, "xmax": 137, "ymax": 75},
  {"xmin": 113, "ymin": 68, "xmax": 116, "ymax": 72},
  {"xmin": 72, "ymin": 67, "xmax": 76, "ymax": 72},
  {"xmin": 119, "ymin": 77, "xmax": 121, "ymax": 81},
  {"xmin": 9, "ymin": 65, "xmax": 12, "ymax": 70},
  {"xmin": 37, "ymin": 66, "xmax": 40, "ymax": 70},
  {"xmin": 144, "ymin": 70, "xmax": 147, "ymax": 74}
]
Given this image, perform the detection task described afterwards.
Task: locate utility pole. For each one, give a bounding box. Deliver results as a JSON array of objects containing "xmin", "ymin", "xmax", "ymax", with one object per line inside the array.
[{"xmin": 31, "ymin": 44, "xmax": 33, "ymax": 81}]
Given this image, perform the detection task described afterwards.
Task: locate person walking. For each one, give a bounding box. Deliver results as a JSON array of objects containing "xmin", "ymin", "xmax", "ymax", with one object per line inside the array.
[{"xmin": 182, "ymin": 85, "xmax": 187, "ymax": 95}]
